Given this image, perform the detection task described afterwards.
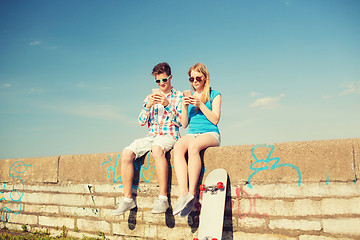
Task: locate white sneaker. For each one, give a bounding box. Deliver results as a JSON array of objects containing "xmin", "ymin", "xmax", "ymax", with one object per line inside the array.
[
  {"xmin": 151, "ymin": 198, "xmax": 170, "ymax": 214},
  {"xmin": 173, "ymin": 192, "xmax": 194, "ymax": 215},
  {"xmin": 112, "ymin": 199, "xmax": 136, "ymax": 216}
]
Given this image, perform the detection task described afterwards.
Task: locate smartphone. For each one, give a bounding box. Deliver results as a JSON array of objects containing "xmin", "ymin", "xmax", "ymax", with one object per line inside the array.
[
  {"xmin": 183, "ymin": 90, "xmax": 192, "ymax": 97},
  {"xmin": 152, "ymin": 89, "xmax": 160, "ymax": 94}
]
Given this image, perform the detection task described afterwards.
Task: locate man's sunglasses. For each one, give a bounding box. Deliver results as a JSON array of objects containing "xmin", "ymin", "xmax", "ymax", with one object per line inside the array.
[
  {"xmin": 189, "ymin": 77, "xmax": 203, "ymax": 83},
  {"xmin": 155, "ymin": 75, "xmax": 171, "ymax": 84}
]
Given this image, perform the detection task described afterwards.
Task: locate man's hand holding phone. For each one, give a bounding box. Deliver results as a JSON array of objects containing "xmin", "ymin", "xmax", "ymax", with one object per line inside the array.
[{"xmin": 146, "ymin": 89, "xmax": 169, "ymax": 108}]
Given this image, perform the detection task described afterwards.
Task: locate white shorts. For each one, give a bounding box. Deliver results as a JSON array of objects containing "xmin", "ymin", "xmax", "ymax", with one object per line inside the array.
[
  {"xmin": 187, "ymin": 132, "xmax": 221, "ymax": 146},
  {"xmin": 124, "ymin": 135, "xmax": 177, "ymax": 159}
]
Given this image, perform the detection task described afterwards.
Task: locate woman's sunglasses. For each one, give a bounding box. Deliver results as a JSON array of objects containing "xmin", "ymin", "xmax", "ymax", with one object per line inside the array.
[
  {"xmin": 189, "ymin": 77, "xmax": 203, "ymax": 83},
  {"xmin": 155, "ymin": 75, "xmax": 171, "ymax": 84}
]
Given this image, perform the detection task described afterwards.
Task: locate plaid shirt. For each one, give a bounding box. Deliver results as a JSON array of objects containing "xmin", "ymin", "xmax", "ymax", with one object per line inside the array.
[{"xmin": 138, "ymin": 88, "xmax": 183, "ymax": 140}]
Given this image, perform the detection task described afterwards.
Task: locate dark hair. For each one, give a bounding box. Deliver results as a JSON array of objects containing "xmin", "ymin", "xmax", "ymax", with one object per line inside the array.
[{"xmin": 152, "ymin": 62, "xmax": 171, "ymax": 76}]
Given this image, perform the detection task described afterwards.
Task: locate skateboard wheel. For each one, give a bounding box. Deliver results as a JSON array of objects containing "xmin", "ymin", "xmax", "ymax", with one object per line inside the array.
[
  {"xmin": 200, "ymin": 184, "xmax": 206, "ymax": 191},
  {"xmin": 217, "ymin": 182, "xmax": 224, "ymax": 189}
]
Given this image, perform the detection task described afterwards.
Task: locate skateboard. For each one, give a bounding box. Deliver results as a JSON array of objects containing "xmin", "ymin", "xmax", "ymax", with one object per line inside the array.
[{"xmin": 194, "ymin": 168, "xmax": 228, "ymax": 240}]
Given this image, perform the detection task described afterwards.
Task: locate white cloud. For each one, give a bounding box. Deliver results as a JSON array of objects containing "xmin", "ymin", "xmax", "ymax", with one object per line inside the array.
[
  {"xmin": 322, "ymin": 94, "xmax": 333, "ymax": 99},
  {"xmin": 339, "ymin": 81, "xmax": 360, "ymax": 96},
  {"xmin": 76, "ymin": 82, "xmax": 111, "ymax": 91},
  {"xmin": 28, "ymin": 88, "xmax": 44, "ymax": 94},
  {"xmin": 3, "ymin": 83, "xmax": 11, "ymax": 88},
  {"xmin": 222, "ymin": 118, "xmax": 257, "ymax": 133},
  {"xmin": 29, "ymin": 40, "xmax": 42, "ymax": 46},
  {"xmin": 76, "ymin": 82, "xmax": 89, "ymax": 88},
  {"xmin": 250, "ymin": 91, "xmax": 260, "ymax": 97},
  {"xmin": 250, "ymin": 93, "xmax": 285, "ymax": 110},
  {"xmin": 65, "ymin": 103, "xmax": 125, "ymax": 121},
  {"xmin": 33, "ymin": 100, "xmax": 135, "ymax": 124},
  {"xmin": 46, "ymin": 45, "xmax": 59, "ymax": 50}
]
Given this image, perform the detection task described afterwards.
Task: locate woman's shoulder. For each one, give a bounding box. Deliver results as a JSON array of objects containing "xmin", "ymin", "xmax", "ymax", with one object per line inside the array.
[{"xmin": 210, "ymin": 89, "xmax": 221, "ymax": 98}]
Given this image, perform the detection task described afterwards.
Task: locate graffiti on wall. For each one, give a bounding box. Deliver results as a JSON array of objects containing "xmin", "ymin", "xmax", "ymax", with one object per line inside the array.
[
  {"xmin": 190, "ymin": 186, "xmax": 268, "ymax": 227},
  {"xmin": 247, "ymin": 144, "xmax": 302, "ymax": 189},
  {"xmin": 1, "ymin": 161, "xmax": 34, "ymax": 223},
  {"xmin": 233, "ymin": 188, "xmax": 268, "ymax": 219},
  {"xmin": 101, "ymin": 152, "xmax": 157, "ymax": 190}
]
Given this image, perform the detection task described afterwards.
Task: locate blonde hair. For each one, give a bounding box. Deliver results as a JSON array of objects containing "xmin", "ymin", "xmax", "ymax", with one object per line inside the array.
[{"xmin": 188, "ymin": 63, "xmax": 210, "ymax": 103}]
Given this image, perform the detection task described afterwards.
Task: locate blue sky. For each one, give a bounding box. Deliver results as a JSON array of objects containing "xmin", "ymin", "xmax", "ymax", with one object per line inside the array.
[{"xmin": 0, "ymin": 0, "xmax": 359, "ymax": 159}]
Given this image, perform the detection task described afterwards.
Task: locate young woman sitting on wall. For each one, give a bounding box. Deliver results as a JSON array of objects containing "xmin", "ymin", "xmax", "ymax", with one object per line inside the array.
[{"xmin": 172, "ymin": 62, "xmax": 222, "ymax": 217}]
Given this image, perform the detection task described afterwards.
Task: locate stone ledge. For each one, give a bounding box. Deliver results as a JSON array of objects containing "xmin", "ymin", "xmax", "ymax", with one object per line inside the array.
[
  {"xmin": 1, "ymin": 138, "xmax": 359, "ymax": 186},
  {"xmin": 0, "ymin": 156, "xmax": 59, "ymax": 183}
]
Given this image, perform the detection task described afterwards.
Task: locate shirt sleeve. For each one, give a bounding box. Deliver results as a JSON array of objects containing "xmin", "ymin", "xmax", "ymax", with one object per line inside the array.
[{"xmin": 138, "ymin": 95, "xmax": 151, "ymax": 126}]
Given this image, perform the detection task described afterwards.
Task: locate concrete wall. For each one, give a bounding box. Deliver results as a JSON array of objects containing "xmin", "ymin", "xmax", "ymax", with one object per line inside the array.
[{"xmin": 1, "ymin": 138, "xmax": 359, "ymax": 240}]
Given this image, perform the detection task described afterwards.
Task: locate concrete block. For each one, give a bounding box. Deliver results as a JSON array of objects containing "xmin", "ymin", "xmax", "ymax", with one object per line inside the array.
[
  {"xmin": 173, "ymin": 214, "xmax": 195, "ymax": 226},
  {"xmin": 60, "ymin": 206, "xmax": 100, "ymax": 217},
  {"xmin": 67, "ymin": 231, "xmax": 100, "ymax": 240},
  {"xmin": 7, "ymin": 213, "xmax": 38, "ymax": 225},
  {"xmin": 299, "ymin": 235, "xmax": 356, "ymax": 240},
  {"xmin": 120, "ymin": 208, "xmax": 144, "ymax": 222},
  {"xmin": 21, "ymin": 192, "xmax": 52, "ymax": 204},
  {"xmin": 269, "ymin": 219, "xmax": 322, "ymax": 231},
  {"xmin": 321, "ymin": 197, "xmax": 360, "ymax": 215},
  {"xmin": 76, "ymin": 218, "xmax": 111, "ymax": 234},
  {"xmin": 157, "ymin": 225, "xmax": 195, "ymax": 239},
  {"xmin": 22, "ymin": 192, "xmax": 111, "ymax": 207},
  {"xmin": 245, "ymin": 182, "xmax": 360, "ymax": 199},
  {"xmin": 201, "ymin": 145, "xmax": 254, "ymax": 182},
  {"xmin": 247, "ymin": 139, "xmax": 356, "ymax": 186},
  {"xmin": 93, "ymin": 183, "xmax": 123, "ymax": 194},
  {"xmin": 292, "ymin": 199, "xmax": 322, "ymax": 216},
  {"xmin": 135, "ymin": 196, "xmax": 159, "ymax": 210},
  {"xmin": 25, "ymin": 204, "xmax": 59, "ymax": 214},
  {"xmin": 113, "ymin": 222, "xmax": 146, "ymax": 237},
  {"xmin": 232, "ymin": 231, "xmax": 296, "ymax": 240},
  {"xmin": 143, "ymin": 224, "xmax": 157, "ymax": 239},
  {"xmin": 142, "ymin": 211, "xmax": 168, "ymax": 224},
  {"xmin": 354, "ymin": 140, "xmax": 360, "ymax": 182},
  {"xmin": 22, "ymin": 192, "xmax": 89, "ymax": 206},
  {"xmin": 232, "ymin": 197, "xmax": 268, "ymax": 219},
  {"xmin": 26, "ymin": 184, "xmax": 95, "ymax": 194},
  {"xmin": 0, "ymin": 201, "xmax": 21, "ymax": 213},
  {"xmin": 238, "ymin": 217, "xmax": 267, "ymax": 229},
  {"xmin": 99, "ymin": 207, "xmax": 139, "ymax": 223},
  {"xmin": 92, "ymin": 195, "xmax": 115, "ymax": 207},
  {"xmin": 38, "ymin": 216, "xmax": 74, "ymax": 229},
  {"xmin": 239, "ymin": 198, "xmax": 320, "ymax": 218},
  {"xmin": 1, "ymin": 223, "xmax": 24, "ymax": 231},
  {"xmin": 323, "ymin": 217, "xmax": 360, "ymax": 236},
  {"xmin": 242, "ymin": 183, "xmax": 305, "ymax": 199},
  {"xmin": 59, "ymin": 152, "xmax": 119, "ymax": 183},
  {"xmin": 0, "ymin": 156, "xmax": 58, "ymax": 183},
  {"xmin": 195, "ymin": 139, "xmax": 359, "ymax": 187}
]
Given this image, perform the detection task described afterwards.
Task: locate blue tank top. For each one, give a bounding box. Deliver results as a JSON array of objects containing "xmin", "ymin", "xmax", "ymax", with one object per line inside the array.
[{"xmin": 187, "ymin": 89, "xmax": 221, "ymax": 135}]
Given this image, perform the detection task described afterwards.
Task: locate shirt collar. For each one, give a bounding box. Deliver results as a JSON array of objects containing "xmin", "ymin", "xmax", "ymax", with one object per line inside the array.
[{"xmin": 165, "ymin": 87, "xmax": 175, "ymax": 97}]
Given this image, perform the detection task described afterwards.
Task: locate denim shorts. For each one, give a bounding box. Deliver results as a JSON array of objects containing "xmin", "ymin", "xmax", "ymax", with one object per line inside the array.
[
  {"xmin": 187, "ymin": 132, "xmax": 221, "ymax": 146},
  {"xmin": 124, "ymin": 135, "xmax": 177, "ymax": 159}
]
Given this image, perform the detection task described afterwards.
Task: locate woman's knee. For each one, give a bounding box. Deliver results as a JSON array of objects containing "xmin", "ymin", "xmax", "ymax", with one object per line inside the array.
[
  {"xmin": 174, "ymin": 136, "xmax": 194, "ymax": 152},
  {"xmin": 188, "ymin": 143, "xmax": 201, "ymax": 156}
]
